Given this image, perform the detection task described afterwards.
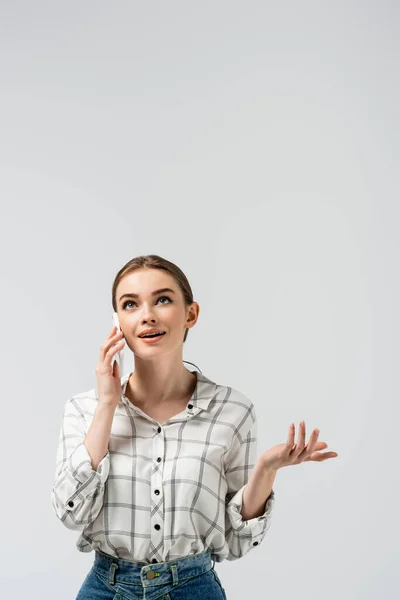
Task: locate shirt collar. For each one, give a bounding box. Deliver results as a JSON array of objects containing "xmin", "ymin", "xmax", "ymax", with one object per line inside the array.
[{"xmin": 120, "ymin": 369, "xmax": 218, "ymax": 412}]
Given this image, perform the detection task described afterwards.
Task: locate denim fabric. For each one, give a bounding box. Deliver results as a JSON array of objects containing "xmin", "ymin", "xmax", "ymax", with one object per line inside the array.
[{"xmin": 75, "ymin": 549, "xmax": 227, "ymax": 600}]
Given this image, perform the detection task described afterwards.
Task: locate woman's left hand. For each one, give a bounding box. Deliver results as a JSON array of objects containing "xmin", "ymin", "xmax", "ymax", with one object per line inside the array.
[{"xmin": 259, "ymin": 421, "xmax": 338, "ymax": 471}]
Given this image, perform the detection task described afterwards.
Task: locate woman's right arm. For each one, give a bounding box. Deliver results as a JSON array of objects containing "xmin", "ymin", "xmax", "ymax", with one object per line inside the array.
[
  {"xmin": 84, "ymin": 402, "xmax": 116, "ymax": 471},
  {"xmin": 50, "ymin": 399, "xmax": 114, "ymax": 531},
  {"xmin": 51, "ymin": 324, "xmax": 126, "ymax": 531}
]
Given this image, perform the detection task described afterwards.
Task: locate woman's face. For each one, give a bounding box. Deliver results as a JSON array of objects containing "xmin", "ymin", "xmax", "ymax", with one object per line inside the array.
[{"xmin": 115, "ymin": 268, "xmax": 199, "ymax": 357}]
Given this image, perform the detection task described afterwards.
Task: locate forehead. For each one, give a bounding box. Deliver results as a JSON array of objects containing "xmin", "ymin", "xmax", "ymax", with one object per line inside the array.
[{"xmin": 117, "ymin": 269, "xmax": 176, "ymax": 295}]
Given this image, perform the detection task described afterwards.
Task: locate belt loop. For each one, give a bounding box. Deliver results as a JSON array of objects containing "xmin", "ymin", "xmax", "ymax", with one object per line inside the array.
[
  {"xmin": 109, "ymin": 562, "xmax": 119, "ymax": 585},
  {"xmin": 170, "ymin": 564, "xmax": 179, "ymax": 585}
]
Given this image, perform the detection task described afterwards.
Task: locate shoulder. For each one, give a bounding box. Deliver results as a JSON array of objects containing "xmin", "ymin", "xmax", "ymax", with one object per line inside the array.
[
  {"xmin": 218, "ymin": 383, "xmax": 254, "ymax": 411},
  {"xmin": 195, "ymin": 370, "xmax": 256, "ymax": 430},
  {"xmin": 210, "ymin": 378, "xmax": 257, "ymax": 443},
  {"xmin": 62, "ymin": 385, "xmax": 99, "ymax": 420},
  {"xmin": 208, "ymin": 372, "xmax": 254, "ymax": 409}
]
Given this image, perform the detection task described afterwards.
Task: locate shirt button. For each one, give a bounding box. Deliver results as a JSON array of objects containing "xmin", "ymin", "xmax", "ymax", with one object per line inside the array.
[
  {"xmin": 156, "ymin": 457, "xmax": 162, "ymax": 462},
  {"xmin": 188, "ymin": 404, "xmax": 193, "ymax": 409},
  {"xmin": 151, "ymin": 559, "xmax": 157, "ymax": 564},
  {"xmin": 154, "ymin": 524, "xmax": 161, "ymax": 530},
  {"xmin": 253, "ymin": 541, "xmax": 259, "ymax": 546},
  {"xmin": 154, "ymin": 489, "xmax": 160, "ymax": 495},
  {"xmin": 68, "ymin": 501, "xmax": 74, "ymax": 508},
  {"xmin": 157, "ymin": 426, "xmax": 161, "ymax": 433}
]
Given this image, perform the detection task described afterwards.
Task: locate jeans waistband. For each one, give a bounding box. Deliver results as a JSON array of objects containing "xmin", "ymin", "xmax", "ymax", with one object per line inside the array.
[{"xmin": 93, "ymin": 549, "xmax": 214, "ymax": 587}]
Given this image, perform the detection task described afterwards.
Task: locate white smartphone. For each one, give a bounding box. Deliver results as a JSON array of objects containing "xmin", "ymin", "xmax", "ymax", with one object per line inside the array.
[{"xmin": 112, "ymin": 311, "xmax": 125, "ymax": 377}]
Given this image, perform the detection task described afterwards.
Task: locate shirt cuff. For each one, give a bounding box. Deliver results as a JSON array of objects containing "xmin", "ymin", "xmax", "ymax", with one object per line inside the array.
[
  {"xmin": 64, "ymin": 442, "xmax": 110, "ymax": 509},
  {"xmin": 226, "ymin": 485, "xmax": 275, "ymax": 541}
]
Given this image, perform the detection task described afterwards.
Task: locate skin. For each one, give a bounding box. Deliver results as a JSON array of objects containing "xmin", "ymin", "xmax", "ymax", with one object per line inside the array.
[
  {"xmin": 114, "ymin": 268, "xmax": 200, "ymax": 407},
  {"xmin": 259, "ymin": 420, "xmax": 338, "ymax": 472}
]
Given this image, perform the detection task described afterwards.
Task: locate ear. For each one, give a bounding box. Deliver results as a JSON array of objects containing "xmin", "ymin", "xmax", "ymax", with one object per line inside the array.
[{"xmin": 185, "ymin": 302, "xmax": 200, "ymax": 329}]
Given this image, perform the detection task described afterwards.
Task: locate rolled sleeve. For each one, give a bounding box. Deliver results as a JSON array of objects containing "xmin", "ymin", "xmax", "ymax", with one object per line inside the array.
[
  {"xmin": 68, "ymin": 440, "xmax": 109, "ymax": 489},
  {"xmin": 226, "ymin": 485, "xmax": 275, "ymax": 546},
  {"xmin": 224, "ymin": 401, "xmax": 275, "ymax": 560},
  {"xmin": 51, "ymin": 398, "xmax": 110, "ymax": 530}
]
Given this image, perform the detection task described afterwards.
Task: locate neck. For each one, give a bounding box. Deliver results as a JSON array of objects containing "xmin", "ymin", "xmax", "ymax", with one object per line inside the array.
[{"xmin": 126, "ymin": 356, "xmax": 197, "ymax": 406}]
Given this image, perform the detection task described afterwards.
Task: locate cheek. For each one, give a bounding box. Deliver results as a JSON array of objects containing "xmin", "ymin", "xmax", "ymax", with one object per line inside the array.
[{"xmin": 164, "ymin": 306, "xmax": 185, "ymax": 326}]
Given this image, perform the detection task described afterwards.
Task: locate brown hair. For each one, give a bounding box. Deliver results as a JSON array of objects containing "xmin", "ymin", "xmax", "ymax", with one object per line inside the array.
[{"xmin": 111, "ymin": 254, "xmax": 195, "ymax": 343}]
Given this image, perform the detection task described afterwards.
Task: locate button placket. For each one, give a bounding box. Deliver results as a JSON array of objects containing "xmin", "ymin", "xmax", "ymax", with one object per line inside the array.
[{"xmin": 151, "ymin": 425, "xmax": 164, "ymax": 542}]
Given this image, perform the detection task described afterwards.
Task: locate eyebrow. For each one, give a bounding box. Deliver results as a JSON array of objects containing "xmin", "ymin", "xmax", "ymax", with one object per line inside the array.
[{"xmin": 119, "ymin": 288, "xmax": 176, "ymax": 303}]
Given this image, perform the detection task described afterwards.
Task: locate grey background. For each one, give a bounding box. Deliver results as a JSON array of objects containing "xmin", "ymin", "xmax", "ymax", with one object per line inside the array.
[{"xmin": 0, "ymin": 1, "xmax": 398, "ymax": 598}]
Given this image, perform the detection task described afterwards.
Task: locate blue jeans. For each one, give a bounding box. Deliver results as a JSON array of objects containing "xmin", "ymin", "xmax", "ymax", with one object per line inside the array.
[{"xmin": 76, "ymin": 548, "xmax": 227, "ymax": 600}]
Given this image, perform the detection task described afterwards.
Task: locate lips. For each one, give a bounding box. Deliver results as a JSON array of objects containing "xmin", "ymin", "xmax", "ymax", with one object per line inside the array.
[
  {"xmin": 138, "ymin": 328, "xmax": 166, "ymax": 337},
  {"xmin": 139, "ymin": 332, "xmax": 167, "ymax": 343},
  {"xmin": 140, "ymin": 332, "xmax": 165, "ymax": 338}
]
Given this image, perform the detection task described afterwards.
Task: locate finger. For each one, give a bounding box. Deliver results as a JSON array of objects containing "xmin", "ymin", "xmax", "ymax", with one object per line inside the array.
[
  {"xmin": 109, "ymin": 325, "xmax": 123, "ymax": 339},
  {"xmin": 287, "ymin": 423, "xmax": 295, "ymax": 449},
  {"xmin": 100, "ymin": 334, "xmax": 124, "ymax": 361},
  {"xmin": 307, "ymin": 451, "xmax": 338, "ymax": 462},
  {"xmin": 298, "ymin": 420, "xmax": 306, "ymax": 450},
  {"xmin": 291, "ymin": 421, "xmax": 306, "ymax": 457},
  {"xmin": 313, "ymin": 441, "xmax": 328, "ymax": 450},
  {"xmin": 108, "ymin": 340, "xmax": 125, "ymax": 356},
  {"xmin": 299, "ymin": 428, "xmax": 320, "ymax": 459},
  {"xmin": 306, "ymin": 428, "xmax": 320, "ymax": 453}
]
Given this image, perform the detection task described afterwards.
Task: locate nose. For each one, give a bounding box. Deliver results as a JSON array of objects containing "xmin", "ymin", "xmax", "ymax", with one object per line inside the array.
[{"xmin": 141, "ymin": 308, "xmax": 157, "ymax": 324}]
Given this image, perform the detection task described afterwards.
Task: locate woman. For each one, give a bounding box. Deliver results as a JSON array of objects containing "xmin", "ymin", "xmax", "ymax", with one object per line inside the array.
[{"xmin": 51, "ymin": 254, "xmax": 337, "ymax": 599}]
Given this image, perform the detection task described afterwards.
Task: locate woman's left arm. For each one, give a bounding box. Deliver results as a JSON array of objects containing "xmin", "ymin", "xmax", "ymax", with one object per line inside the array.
[
  {"xmin": 241, "ymin": 464, "xmax": 277, "ymax": 520},
  {"xmin": 241, "ymin": 420, "xmax": 338, "ymax": 520}
]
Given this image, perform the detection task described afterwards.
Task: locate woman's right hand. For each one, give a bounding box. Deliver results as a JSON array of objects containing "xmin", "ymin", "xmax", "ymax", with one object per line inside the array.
[{"xmin": 96, "ymin": 325, "xmax": 126, "ymax": 408}]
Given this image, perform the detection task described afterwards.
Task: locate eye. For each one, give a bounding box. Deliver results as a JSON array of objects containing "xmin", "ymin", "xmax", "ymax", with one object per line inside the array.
[{"xmin": 122, "ymin": 296, "xmax": 173, "ymax": 309}]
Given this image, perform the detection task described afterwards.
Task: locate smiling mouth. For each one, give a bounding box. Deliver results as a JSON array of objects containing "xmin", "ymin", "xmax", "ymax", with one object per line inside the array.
[{"xmin": 139, "ymin": 332, "xmax": 167, "ymax": 339}]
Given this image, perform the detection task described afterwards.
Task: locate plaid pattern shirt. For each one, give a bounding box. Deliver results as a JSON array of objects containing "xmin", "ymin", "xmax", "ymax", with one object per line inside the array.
[{"xmin": 51, "ymin": 369, "xmax": 275, "ymax": 563}]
